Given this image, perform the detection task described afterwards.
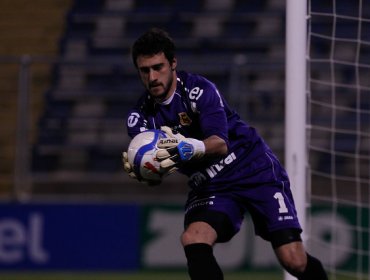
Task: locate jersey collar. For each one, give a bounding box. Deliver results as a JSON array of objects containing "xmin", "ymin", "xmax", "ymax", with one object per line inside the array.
[{"xmin": 156, "ymin": 89, "xmax": 176, "ymax": 105}]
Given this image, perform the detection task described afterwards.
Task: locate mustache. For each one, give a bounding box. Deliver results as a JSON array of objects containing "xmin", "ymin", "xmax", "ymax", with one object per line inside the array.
[{"xmin": 149, "ymin": 82, "xmax": 162, "ymax": 88}]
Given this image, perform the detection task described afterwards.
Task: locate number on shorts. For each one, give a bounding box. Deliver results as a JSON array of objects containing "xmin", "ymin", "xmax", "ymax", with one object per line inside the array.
[{"xmin": 273, "ymin": 192, "xmax": 288, "ymax": 214}]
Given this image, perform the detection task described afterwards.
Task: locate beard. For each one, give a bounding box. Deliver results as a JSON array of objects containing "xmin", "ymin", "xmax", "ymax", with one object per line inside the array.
[{"xmin": 149, "ymin": 75, "xmax": 174, "ymax": 102}]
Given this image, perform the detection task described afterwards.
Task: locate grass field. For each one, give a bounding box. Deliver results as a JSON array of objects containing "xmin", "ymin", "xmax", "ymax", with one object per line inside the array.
[
  {"xmin": 0, "ymin": 271, "xmax": 365, "ymax": 280},
  {"xmin": 0, "ymin": 270, "xmax": 283, "ymax": 280}
]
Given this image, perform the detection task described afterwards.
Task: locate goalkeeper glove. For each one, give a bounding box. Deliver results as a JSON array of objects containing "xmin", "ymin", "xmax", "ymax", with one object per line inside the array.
[
  {"xmin": 122, "ymin": 151, "xmax": 161, "ymax": 186},
  {"xmin": 122, "ymin": 151, "xmax": 138, "ymax": 180},
  {"xmin": 156, "ymin": 126, "xmax": 205, "ymax": 170}
]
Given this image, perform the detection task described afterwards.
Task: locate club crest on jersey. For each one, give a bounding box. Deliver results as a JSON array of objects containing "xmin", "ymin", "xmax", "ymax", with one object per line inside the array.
[{"xmin": 178, "ymin": 112, "xmax": 192, "ymax": 126}]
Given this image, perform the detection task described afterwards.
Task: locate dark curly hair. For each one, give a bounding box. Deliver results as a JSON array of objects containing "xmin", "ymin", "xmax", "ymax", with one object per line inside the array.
[{"xmin": 131, "ymin": 28, "xmax": 176, "ymax": 68}]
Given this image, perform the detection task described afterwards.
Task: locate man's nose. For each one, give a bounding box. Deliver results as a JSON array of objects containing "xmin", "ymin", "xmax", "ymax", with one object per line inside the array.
[{"xmin": 149, "ymin": 69, "xmax": 157, "ymax": 82}]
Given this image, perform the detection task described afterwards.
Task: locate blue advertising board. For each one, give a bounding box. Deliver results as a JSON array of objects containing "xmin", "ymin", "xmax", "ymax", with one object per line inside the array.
[
  {"xmin": 0, "ymin": 202, "xmax": 367, "ymax": 274},
  {"xmin": 0, "ymin": 203, "xmax": 140, "ymax": 270}
]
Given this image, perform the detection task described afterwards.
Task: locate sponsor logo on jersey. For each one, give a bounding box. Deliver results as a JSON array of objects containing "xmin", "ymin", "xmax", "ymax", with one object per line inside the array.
[
  {"xmin": 189, "ymin": 87, "xmax": 204, "ymax": 100},
  {"xmin": 127, "ymin": 112, "xmax": 140, "ymax": 127},
  {"xmin": 178, "ymin": 112, "xmax": 192, "ymax": 126},
  {"xmin": 206, "ymin": 152, "xmax": 237, "ymax": 178},
  {"xmin": 185, "ymin": 196, "xmax": 215, "ymax": 213},
  {"xmin": 278, "ymin": 215, "xmax": 294, "ymax": 221}
]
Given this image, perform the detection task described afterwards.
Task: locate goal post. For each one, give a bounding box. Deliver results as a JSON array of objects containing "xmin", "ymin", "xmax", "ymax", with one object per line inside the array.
[
  {"xmin": 284, "ymin": 1, "xmax": 308, "ymax": 280},
  {"xmin": 285, "ymin": 0, "xmax": 308, "ymax": 232},
  {"xmin": 286, "ymin": 0, "xmax": 370, "ymax": 279}
]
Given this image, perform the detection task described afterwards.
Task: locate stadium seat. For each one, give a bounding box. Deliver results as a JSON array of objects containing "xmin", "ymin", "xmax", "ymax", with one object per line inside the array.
[{"xmin": 32, "ymin": 0, "xmax": 288, "ymax": 177}]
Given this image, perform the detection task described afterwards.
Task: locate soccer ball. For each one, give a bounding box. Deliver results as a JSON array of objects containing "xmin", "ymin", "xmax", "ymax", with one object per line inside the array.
[{"xmin": 127, "ymin": 129, "xmax": 168, "ymax": 182}]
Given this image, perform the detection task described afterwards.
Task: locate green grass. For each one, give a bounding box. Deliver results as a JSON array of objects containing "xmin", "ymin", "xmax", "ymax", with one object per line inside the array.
[
  {"xmin": 0, "ymin": 270, "xmax": 365, "ymax": 280},
  {"xmin": 0, "ymin": 271, "xmax": 283, "ymax": 280}
]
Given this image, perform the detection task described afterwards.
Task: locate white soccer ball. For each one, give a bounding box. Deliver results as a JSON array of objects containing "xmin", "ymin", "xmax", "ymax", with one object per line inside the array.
[{"xmin": 127, "ymin": 129, "xmax": 168, "ymax": 183}]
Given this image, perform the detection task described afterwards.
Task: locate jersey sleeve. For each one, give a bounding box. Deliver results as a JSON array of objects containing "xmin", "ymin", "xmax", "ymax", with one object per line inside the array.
[
  {"xmin": 187, "ymin": 76, "xmax": 229, "ymax": 144},
  {"xmin": 126, "ymin": 109, "xmax": 148, "ymax": 138}
]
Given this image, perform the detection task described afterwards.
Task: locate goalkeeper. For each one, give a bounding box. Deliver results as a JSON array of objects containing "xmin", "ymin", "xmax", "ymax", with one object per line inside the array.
[{"xmin": 123, "ymin": 28, "xmax": 328, "ymax": 280}]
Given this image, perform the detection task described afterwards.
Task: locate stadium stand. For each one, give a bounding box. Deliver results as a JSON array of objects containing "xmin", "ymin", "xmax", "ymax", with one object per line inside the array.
[
  {"xmin": 28, "ymin": 0, "xmax": 288, "ymax": 196},
  {"xmin": 0, "ymin": 0, "xmax": 72, "ymax": 196},
  {"xmin": 0, "ymin": 0, "xmax": 316, "ymax": 199},
  {"xmin": 2, "ymin": 0, "xmax": 362, "ymax": 197}
]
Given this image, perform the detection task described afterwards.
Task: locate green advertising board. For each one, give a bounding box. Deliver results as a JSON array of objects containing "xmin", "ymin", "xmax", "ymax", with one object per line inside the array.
[{"xmin": 140, "ymin": 203, "xmax": 369, "ymax": 274}]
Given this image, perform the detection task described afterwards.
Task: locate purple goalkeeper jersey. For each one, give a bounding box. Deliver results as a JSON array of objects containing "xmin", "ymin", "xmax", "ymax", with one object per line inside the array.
[{"xmin": 126, "ymin": 71, "xmax": 282, "ymax": 190}]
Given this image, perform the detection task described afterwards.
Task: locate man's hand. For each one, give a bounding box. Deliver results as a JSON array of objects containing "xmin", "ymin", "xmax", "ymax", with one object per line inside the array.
[
  {"xmin": 122, "ymin": 151, "xmax": 162, "ymax": 186},
  {"xmin": 156, "ymin": 126, "xmax": 205, "ymax": 171}
]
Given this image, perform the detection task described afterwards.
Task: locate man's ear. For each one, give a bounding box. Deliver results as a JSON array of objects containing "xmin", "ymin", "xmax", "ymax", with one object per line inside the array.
[{"xmin": 171, "ymin": 58, "xmax": 177, "ymax": 71}]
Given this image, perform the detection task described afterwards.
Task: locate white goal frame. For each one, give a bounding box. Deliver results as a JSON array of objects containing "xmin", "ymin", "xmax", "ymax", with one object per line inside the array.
[{"xmin": 284, "ymin": 0, "xmax": 307, "ymax": 280}]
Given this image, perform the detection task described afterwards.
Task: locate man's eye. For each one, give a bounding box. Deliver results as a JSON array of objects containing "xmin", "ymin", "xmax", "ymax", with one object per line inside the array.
[{"xmin": 152, "ymin": 65, "xmax": 163, "ymax": 71}]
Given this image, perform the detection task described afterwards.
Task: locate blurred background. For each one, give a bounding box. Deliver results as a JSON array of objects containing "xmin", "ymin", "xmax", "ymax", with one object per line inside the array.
[
  {"xmin": 0, "ymin": 0, "xmax": 286, "ymax": 276},
  {"xmin": 0, "ymin": 0, "xmax": 286, "ymax": 200},
  {"xmin": 0, "ymin": 0, "xmax": 368, "ymax": 279}
]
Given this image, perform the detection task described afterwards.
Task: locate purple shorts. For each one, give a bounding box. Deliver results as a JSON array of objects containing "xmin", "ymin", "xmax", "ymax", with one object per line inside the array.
[{"xmin": 184, "ymin": 151, "xmax": 302, "ymax": 243}]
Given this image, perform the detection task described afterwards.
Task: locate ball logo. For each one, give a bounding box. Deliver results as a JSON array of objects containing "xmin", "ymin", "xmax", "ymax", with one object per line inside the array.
[
  {"xmin": 127, "ymin": 130, "xmax": 167, "ymax": 182},
  {"xmin": 158, "ymin": 139, "xmax": 179, "ymax": 145},
  {"xmin": 144, "ymin": 161, "xmax": 160, "ymax": 174}
]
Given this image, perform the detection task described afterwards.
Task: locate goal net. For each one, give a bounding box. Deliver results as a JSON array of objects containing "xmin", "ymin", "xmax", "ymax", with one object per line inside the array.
[{"xmin": 307, "ymin": 0, "xmax": 370, "ymax": 279}]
